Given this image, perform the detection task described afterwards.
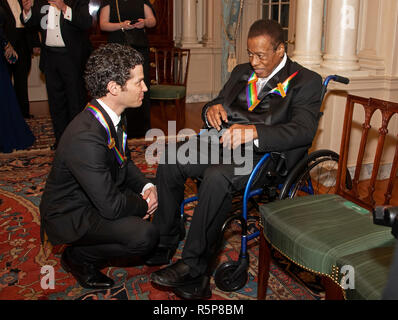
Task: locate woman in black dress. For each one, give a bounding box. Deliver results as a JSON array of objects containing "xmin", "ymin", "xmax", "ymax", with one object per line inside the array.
[
  {"xmin": 0, "ymin": 10, "xmax": 35, "ymax": 153},
  {"xmin": 99, "ymin": 0, "xmax": 156, "ymax": 138}
]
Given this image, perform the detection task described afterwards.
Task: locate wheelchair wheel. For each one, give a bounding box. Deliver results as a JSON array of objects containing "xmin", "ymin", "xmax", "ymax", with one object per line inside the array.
[
  {"xmin": 214, "ymin": 260, "xmax": 248, "ymax": 292},
  {"xmin": 279, "ymin": 149, "xmax": 350, "ymax": 199}
]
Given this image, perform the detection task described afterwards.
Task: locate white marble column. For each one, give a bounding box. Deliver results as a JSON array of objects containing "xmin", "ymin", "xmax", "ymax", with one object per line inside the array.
[
  {"xmin": 201, "ymin": 0, "xmax": 215, "ymax": 46},
  {"xmin": 291, "ymin": 0, "xmax": 324, "ymax": 67},
  {"xmin": 181, "ymin": 0, "xmax": 202, "ymax": 48},
  {"xmin": 321, "ymin": 0, "xmax": 361, "ymax": 71},
  {"xmin": 174, "ymin": 0, "xmax": 182, "ymax": 46}
]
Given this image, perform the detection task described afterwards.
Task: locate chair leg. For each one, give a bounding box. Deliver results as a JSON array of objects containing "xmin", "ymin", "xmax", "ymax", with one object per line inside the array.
[
  {"xmin": 159, "ymin": 100, "xmax": 167, "ymax": 124},
  {"xmin": 257, "ymin": 229, "xmax": 271, "ymax": 299},
  {"xmin": 175, "ymin": 98, "xmax": 186, "ymax": 132},
  {"xmin": 322, "ymin": 276, "xmax": 344, "ymax": 300}
]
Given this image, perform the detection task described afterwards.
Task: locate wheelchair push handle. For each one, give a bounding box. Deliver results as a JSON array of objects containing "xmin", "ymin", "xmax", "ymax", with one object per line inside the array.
[
  {"xmin": 325, "ymin": 74, "xmax": 350, "ymax": 85},
  {"xmin": 320, "ymin": 74, "xmax": 350, "ymax": 102},
  {"xmin": 332, "ymin": 75, "xmax": 350, "ymax": 84}
]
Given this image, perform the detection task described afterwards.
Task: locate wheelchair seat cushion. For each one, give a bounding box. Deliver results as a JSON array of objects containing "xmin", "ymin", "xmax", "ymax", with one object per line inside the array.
[
  {"xmin": 150, "ymin": 85, "xmax": 187, "ymax": 100},
  {"xmin": 260, "ymin": 194, "xmax": 395, "ymax": 279},
  {"xmin": 336, "ymin": 246, "xmax": 395, "ymax": 300}
]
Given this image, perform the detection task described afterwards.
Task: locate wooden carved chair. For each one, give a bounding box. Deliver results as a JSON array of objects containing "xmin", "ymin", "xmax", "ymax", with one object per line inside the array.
[
  {"xmin": 150, "ymin": 47, "xmax": 191, "ymax": 132},
  {"xmin": 258, "ymin": 95, "xmax": 398, "ymax": 300}
]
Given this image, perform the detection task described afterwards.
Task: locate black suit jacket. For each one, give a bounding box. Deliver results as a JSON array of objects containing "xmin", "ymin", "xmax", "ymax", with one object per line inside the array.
[
  {"xmin": 202, "ymin": 58, "xmax": 323, "ymax": 171},
  {"xmin": 21, "ymin": 0, "xmax": 92, "ymax": 72},
  {"xmin": 40, "ymin": 100, "xmax": 151, "ymax": 245},
  {"xmin": 0, "ymin": 0, "xmax": 40, "ymax": 51}
]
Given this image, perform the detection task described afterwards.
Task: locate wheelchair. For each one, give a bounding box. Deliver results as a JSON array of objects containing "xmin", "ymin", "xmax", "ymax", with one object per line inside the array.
[{"xmin": 180, "ymin": 75, "xmax": 350, "ymax": 292}]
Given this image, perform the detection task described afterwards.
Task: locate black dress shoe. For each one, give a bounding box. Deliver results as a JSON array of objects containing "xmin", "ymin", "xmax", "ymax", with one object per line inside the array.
[
  {"xmin": 145, "ymin": 246, "xmax": 176, "ymax": 266},
  {"xmin": 61, "ymin": 248, "xmax": 114, "ymax": 290},
  {"xmin": 150, "ymin": 259, "xmax": 201, "ymax": 287},
  {"xmin": 173, "ymin": 275, "xmax": 212, "ymax": 300}
]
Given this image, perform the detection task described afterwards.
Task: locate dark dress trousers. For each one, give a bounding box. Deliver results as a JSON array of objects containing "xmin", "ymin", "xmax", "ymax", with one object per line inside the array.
[
  {"xmin": 40, "ymin": 100, "xmax": 159, "ymax": 264},
  {"xmin": 152, "ymin": 58, "xmax": 323, "ymax": 276},
  {"xmin": 0, "ymin": 0, "xmax": 40, "ymax": 118},
  {"xmin": 22, "ymin": 0, "xmax": 93, "ymax": 143}
]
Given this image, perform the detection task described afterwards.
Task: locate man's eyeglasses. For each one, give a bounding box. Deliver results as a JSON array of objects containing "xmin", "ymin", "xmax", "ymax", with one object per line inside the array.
[{"xmin": 247, "ymin": 48, "xmax": 276, "ymax": 61}]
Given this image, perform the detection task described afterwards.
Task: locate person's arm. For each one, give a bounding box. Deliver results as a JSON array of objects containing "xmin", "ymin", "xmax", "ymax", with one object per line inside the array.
[
  {"xmin": 201, "ymin": 64, "xmax": 245, "ymax": 130},
  {"xmin": 130, "ymin": 3, "xmax": 156, "ymax": 29},
  {"xmin": 21, "ymin": 0, "xmax": 37, "ymax": 26},
  {"xmin": 65, "ymin": 129, "xmax": 148, "ymax": 220},
  {"xmin": 56, "ymin": 0, "xmax": 92, "ymax": 30},
  {"xmin": 27, "ymin": 27, "xmax": 41, "ymax": 55},
  {"xmin": 99, "ymin": 4, "xmax": 133, "ymax": 32}
]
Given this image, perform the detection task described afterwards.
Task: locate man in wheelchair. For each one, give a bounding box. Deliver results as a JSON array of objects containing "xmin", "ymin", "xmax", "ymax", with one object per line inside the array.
[{"xmin": 147, "ymin": 19, "xmax": 323, "ymax": 299}]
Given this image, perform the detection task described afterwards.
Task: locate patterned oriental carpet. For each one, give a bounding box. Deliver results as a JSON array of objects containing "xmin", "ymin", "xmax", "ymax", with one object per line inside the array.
[{"xmin": 0, "ymin": 135, "xmax": 325, "ymax": 300}]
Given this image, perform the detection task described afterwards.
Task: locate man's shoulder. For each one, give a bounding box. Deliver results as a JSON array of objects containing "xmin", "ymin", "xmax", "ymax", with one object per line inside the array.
[
  {"xmin": 62, "ymin": 110, "xmax": 100, "ymax": 140},
  {"xmin": 288, "ymin": 59, "xmax": 322, "ymax": 82},
  {"xmin": 231, "ymin": 62, "xmax": 252, "ymax": 75}
]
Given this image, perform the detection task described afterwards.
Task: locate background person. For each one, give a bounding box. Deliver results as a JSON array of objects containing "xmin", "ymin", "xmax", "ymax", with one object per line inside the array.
[
  {"xmin": 99, "ymin": 0, "xmax": 156, "ymax": 138},
  {"xmin": 0, "ymin": 0, "xmax": 40, "ymax": 119},
  {"xmin": 0, "ymin": 8, "xmax": 35, "ymax": 153},
  {"xmin": 21, "ymin": 0, "xmax": 92, "ymax": 150}
]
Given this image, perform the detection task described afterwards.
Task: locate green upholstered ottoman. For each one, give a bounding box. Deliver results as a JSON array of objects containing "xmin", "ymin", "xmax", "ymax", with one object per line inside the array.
[
  {"xmin": 150, "ymin": 85, "xmax": 186, "ymax": 100},
  {"xmin": 259, "ymin": 194, "xmax": 395, "ymax": 296},
  {"xmin": 336, "ymin": 246, "xmax": 395, "ymax": 300}
]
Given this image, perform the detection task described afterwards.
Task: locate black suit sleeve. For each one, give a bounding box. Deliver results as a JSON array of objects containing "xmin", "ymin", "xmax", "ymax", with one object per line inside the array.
[
  {"xmin": 254, "ymin": 72, "xmax": 323, "ymax": 153},
  {"xmin": 201, "ymin": 64, "xmax": 246, "ymax": 127},
  {"xmin": 125, "ymin": 144, "xmax": 152, "ymax": 193},
  {"xmin": 65, "ymin": 0, "xmax": 92, "ymax": 31},
  {"xmin": 20, "ymin": 1, "xmax": 41, "ymax": 27},
  {"xmin": 64, "ymin": 129, "xmax": 148, "ymax": 220}
]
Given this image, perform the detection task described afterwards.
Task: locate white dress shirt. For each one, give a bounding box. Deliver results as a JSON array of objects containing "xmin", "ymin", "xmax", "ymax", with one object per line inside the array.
[
  {"xmin": 23, "ymin": 4, "xmax": 72, "ymax": 47},
  {"xmin": 251, "ymin": 53, "xmax": 287, "ymax": 147},
  {"xmin": 256, "ymin": 53, "xmax": 287, "ymax": 92}
]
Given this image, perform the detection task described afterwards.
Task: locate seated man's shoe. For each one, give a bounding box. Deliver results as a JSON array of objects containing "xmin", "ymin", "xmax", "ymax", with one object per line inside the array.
[
  {"xmin": 61, "ymin": 248, "xmax": 114, "ymax": 290},
  {"xmin": 145, "ymin": 246, "xmax": 176, "ymax": 266},
  {"xmin": 150, "ymin": 259, "xmax": 201, "ymax": 287},
  {"xmin": 173, "ymin": 275, "xmax": 212, "ymax": 300}
]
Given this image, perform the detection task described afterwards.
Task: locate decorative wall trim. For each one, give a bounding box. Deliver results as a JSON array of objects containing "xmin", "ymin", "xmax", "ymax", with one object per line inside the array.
[{"xmin": 186, "ymin": 93, "xmax": 214, "ymax": 103}]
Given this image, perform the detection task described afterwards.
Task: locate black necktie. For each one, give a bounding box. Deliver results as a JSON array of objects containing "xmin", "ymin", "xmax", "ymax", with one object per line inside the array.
[{"xmin": 116, "ymin": 121, "xmax": 123, "ymax": 152}]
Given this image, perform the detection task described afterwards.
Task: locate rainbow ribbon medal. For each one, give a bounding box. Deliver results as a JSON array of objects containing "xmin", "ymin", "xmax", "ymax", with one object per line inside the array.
[
  {"xmin": 85, "ymin": 104, "xmax": 127, "ymax": 167},
  {"xmin": 246, "ymin": 72, "xmax": 261, "ymax": 112},
  {"xmin": 269, "ymin": 70, "xmax": 299, "ymax": 98}
]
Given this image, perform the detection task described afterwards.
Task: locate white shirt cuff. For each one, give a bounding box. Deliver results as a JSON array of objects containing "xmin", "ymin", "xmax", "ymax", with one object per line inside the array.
[
  {"xmin": 253, "ymin": 139, "xmax": 259, "ymax": 147},
  {"xmin": 63, "ymin": 6, "xmax": 72, "ymax": 21},
  {"xmin": 141, "ymin": 183, "xmax": 155, "ymax": 195},
  {"xmin": 23, "ymin": 10, "xmax": 32, "ymax": 22}
]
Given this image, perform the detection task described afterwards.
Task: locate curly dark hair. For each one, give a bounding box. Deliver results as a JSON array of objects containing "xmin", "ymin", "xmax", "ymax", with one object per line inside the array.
[
  {"xmin": 84, "ymin": 43, "xmax": 144, "ymax": 98},
  {"xmin": 248, "ymin": 19, "xmax": 285, "ymax": 50}
]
